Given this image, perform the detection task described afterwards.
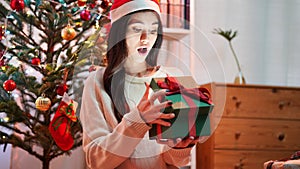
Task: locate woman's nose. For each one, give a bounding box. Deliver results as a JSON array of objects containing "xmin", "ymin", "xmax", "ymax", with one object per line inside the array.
[{"xmin": 140, "ymin": 31, "xmax": 149, "ymax": 45}]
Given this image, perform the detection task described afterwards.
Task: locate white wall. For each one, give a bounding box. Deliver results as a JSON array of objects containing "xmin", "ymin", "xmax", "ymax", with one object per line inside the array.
[{"xmin": 190, "ymin": 0, "xmax": 300, "ymax": 86}]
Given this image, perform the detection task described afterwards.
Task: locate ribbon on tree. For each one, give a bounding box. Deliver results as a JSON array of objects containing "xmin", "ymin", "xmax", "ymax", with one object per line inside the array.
[
  {"xmin": 156, "ymin": 76, "xmax": 212, "ymax": 139},
  {"xmin": 49, "ymin": 93, "xmax": 78, "ymax": 151}
]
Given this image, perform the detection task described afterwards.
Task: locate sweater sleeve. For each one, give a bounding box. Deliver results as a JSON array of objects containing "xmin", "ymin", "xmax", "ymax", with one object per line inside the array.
[
  {"xmin": 79, "ymin": 69, "xmax": 151, "ymax": 169},
  {"xmin": 162, "ymin": 146, "xmax": 193, "ymax": 167}
]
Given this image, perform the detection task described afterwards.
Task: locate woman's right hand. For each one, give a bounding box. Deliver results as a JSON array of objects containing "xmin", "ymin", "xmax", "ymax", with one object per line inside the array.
[{"xmin": 137, "ymin": 83, "xmax": 175, "ymax": 126}]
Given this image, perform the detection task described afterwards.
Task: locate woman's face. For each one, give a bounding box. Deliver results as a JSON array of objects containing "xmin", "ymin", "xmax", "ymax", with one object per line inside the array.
[{"xmin": 125, "ymin": 11, "xmax": 159, "ymax": 65}]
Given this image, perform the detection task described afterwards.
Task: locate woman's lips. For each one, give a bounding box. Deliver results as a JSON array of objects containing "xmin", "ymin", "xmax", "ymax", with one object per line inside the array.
[{"xmin": 137, "ymin": 47, "xmax": 148, "ymax": 55}]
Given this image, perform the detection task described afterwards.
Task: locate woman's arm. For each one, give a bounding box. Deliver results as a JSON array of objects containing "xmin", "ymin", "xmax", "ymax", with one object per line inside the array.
[{"xmin": 80, "ymin": 70, "xmax": 151, "ymax": 168}]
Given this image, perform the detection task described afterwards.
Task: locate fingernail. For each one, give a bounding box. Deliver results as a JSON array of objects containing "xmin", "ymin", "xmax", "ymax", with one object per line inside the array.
[
  {"xmin": 190, "ymin": 136, "xmax": 195, "ymax": 140},
  {"xmin": 170, "ymin": 113, "xmax": 175, "ymax": 117},
  {"xmin": 176, "ymin": 138, "xmax": 182, "ymax": 142}
]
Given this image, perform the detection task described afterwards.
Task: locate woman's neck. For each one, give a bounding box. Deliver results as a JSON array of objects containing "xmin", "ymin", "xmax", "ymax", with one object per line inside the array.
[
  {"xmin": 124, "ymin": 62, "xmax": 158, "ymax": 77},
  {"xmin": 124, "ymin": 61, "xmax": 147, "ymax": 74}
]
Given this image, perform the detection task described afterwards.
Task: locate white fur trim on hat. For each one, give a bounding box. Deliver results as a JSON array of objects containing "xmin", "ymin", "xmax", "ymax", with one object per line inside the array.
[{"xmin": 110, "ymin": 0, "xmax": 161, "ymax": 24}]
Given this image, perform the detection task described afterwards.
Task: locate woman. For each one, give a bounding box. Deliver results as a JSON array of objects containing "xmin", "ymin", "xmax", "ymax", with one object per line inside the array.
[{"xmin": 80, "ymin": 0, "xmax": 199, "ymax": 168}]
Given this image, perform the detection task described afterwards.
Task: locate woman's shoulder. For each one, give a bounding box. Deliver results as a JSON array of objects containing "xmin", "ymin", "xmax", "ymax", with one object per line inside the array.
[
  {"xmin": 159, "ymin": 66, "xmax": 184, "ymax": 76},
  {"xmin": 84, "ymin": 66, "xmax": 106, "ymax": 87}
]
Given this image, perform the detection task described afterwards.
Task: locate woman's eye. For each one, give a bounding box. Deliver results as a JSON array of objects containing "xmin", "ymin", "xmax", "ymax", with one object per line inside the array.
[
  {"xmin": 150, "ymin": 29, "xmax": 157, "ymax": 34},
  {"xmin": 133, "ymin": 27, "xmax": 142, "ymax": 33}
]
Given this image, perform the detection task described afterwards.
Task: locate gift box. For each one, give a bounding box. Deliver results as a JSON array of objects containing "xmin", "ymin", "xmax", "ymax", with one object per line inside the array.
[{"xmin": 149, "ymin": 76, "xmax": 214, "ymax": 140}]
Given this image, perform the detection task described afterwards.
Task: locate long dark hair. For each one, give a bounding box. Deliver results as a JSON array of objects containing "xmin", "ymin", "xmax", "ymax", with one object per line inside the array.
[{"xmin": 103, "ymin": 10, "xmax": 163, "ymax": 123}]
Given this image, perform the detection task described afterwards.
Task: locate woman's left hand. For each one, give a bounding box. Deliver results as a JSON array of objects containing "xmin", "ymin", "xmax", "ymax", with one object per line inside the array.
[{"xmin": 156, "ymin": 136, "xmax": 202, "ymax": 149}]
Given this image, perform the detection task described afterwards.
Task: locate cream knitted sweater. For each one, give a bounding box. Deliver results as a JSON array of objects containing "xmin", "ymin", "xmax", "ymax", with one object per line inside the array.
[{"xmin": 80, "ymin": 66, "xmax": 193, "ymax": 169}]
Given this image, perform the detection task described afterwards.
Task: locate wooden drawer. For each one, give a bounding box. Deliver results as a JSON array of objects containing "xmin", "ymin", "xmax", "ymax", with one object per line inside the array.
[
  {"xmin": 196, "ymin": 83, "xmax": 300, "ymax": 169},
  {"xmin": 209, "ymin": 84, "xmax": 300, "ymax": 120},
  {"xmin": 214, "ymin": 150, "xmax": 295, "ymax": 169},
  {"xmin": 215, "ymin": 118, "xmax": 300, "ymax": 151}
]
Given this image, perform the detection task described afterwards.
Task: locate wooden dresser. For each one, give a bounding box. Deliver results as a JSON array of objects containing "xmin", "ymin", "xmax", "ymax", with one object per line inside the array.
[{"xmin": 196, "ymin": 83, "xmax": 300, "ymax": 169}]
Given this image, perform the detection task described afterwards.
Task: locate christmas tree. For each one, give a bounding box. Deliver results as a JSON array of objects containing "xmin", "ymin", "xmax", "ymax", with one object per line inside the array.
[{"xmin": 0, "ymin": 0, "xmax": 110, "ymax": 169}]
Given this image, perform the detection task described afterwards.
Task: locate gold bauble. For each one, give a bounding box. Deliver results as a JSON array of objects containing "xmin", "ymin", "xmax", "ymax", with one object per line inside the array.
[
  {"xmin": 35, "ymin": 95, "xmax": 51, "ymax": 111},
  {"xmin": 61, "ymin": 25, "xmax": 76, "ymax": 40}
]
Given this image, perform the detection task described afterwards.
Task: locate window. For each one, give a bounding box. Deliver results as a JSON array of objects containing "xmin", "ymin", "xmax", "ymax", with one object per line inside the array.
[{"xmin": 160, "ymin": 0, "xmax": 190, "ymax": 29}]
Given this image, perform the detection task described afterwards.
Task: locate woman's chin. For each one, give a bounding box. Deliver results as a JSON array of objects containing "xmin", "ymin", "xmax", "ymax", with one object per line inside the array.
[{"xmin": 138, "ymin": 52, "xmax": 149, "ymax": 59}]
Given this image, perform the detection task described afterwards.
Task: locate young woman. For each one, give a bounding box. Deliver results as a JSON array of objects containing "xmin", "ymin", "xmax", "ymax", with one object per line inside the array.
[{"xmin": 80, "ymin": 0, "xmax": 199, "ymax": 168}]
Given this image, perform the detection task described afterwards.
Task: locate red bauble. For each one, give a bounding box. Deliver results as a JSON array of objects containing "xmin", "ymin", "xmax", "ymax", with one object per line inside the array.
[
  {"xmin": 80, "ymin": 9, "xmax": 91, "ymax": 21},
  {"xmin": 56, "ymin": 84, "xmax": 68, "ymax": 96},
  {"xmin": 31, "ymin": 57, "xmax": 41, "ymax": 65},
  {"xmin": 3, "ymin": 79, "xmax": 17, "ymax": 92},
  {"xmin": 10, "ymin": 0, "xmax": 25, "ymax": 11},
  {"xmin": 77, "ymin": 0, "xmax": 87, "ymax": 7}
]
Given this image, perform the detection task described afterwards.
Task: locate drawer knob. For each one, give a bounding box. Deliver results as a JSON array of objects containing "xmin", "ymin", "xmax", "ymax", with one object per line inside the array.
[
  {"xmin": 234, "ymin": 158, "xmax": 245, "ymax": 169},
  {"xmin": 235, "ymin": 132, "xmax": 241, "ymax": 140},
  {"xmin": 277, "ymin": 133, "xmax": 285, "ymax": 141},
  {"xmin": 278, "ymin": 101, "xmax": 291, "ymax": 110},
  {"xmin": 231, "ymin": 96, "xmax": 242, "ymax": 108}
]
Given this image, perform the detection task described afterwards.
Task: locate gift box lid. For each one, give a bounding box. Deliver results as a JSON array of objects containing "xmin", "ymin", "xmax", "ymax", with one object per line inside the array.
[
  {"xmin": 150, "ymin": 76, "xmax": 213, "ymax": 109},
  {"xmin": 151, "ymin": 76, "xmax": 199, "ymax": 91}
]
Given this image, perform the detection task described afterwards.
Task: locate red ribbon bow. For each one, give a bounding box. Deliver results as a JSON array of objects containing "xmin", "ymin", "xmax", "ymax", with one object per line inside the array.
[{"xmin": 157, "ymin": 76, "xmax": 212, "ymax": 105}]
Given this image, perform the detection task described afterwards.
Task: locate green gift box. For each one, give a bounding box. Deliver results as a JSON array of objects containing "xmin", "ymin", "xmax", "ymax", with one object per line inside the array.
[{"xmin": 149, "ymin": 76, "xmax": 214, "ymax": 140}]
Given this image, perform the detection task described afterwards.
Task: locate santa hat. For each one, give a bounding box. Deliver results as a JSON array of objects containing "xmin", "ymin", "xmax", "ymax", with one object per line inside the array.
[{"xmin": 110, "ymin": 0, "xmax": 161, "ymax": 24}]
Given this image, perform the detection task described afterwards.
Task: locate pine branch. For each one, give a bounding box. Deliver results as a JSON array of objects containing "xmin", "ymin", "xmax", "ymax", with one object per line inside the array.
[{"xmin": 0, "ymin": 122, "xmax": 31, "ymax": 136}]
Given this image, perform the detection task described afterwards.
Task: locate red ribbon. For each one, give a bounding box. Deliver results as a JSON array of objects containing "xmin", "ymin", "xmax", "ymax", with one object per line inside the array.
[
  {"xmin": 156, "ymin": 76, "xmax": 212, "ymax": 139},
  {"xmin": 157, "ymin": 76, "xmax": 212, "ymax": 105}
]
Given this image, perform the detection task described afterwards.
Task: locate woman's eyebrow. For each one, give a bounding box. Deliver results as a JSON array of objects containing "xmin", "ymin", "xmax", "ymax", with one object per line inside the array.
[
  {"xmin": 128, "ymin": 19, "xmax": 159, "ymax": 25},
  {"xmin": 152, "ymin": 21, "xmax": 159, "ymax": 25}
]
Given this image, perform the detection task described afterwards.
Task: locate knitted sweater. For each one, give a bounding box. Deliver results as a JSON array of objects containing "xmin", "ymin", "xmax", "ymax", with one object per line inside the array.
[{"xmin": 80, "ymin": 66, "xmax": 193, "ymax": 169}]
